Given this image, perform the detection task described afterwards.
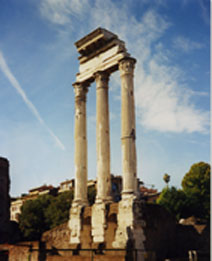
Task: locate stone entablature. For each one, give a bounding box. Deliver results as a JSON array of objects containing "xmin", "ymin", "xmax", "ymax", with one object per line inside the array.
[{"xmin": 75, "ymin": 28, "xmax": 128, "ymax": 83}]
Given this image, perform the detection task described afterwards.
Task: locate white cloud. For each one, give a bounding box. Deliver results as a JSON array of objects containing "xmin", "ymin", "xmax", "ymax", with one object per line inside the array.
[
  {"xmin": 38, "ymin": 0, "xmax": 209, "ymax": 134},
  {"xmin": 40, "ymin": 0, "xmax": 89, "ymax": 25},
  {"xmin": 173, "ymin": 36, "xmax": 204, "ymax": 53},
  {"xmin": 0, "ymin": 50, "xmax": 65, "ymax": 150}
]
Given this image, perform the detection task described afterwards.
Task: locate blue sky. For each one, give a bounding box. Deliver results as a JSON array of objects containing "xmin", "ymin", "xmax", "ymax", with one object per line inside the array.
[{"xmin": 0, "ymin": 0, "xmax": 210, "ymax": 197}]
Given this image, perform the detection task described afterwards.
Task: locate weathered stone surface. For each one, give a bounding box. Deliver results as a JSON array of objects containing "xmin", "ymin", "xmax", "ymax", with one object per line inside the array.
[
  {"xmin": 70, "ymin": 28, "xmax": 139, "ymax": 253},
  {"xmin": 75, "ymin": 28, "xmax": 118, "ymax": 57},
  {"xmin": 77, "ymin": 46, "xmax": 128, "ymax": 83},
  {"xmin": 42, "ymin": 223, "xmax": 71, "ymax": 249},
  {"xmin": 72, "ymin": 82, "xmax": 89, "ymax": 207},
  {"xmin": 95, "ymin": 71, "xmax": 112, "ymax": 204},
  {"xmin": 119, "ymin": 57, "xmax": 138, "ymax": 198},
  {"xmin": 113, "ymin": 199, "xmax": 147, "ymax": 261},
  {"xmin": 0, "ymin": 202, "xmax": 204, "ymax": 260},
  {"xmin": 0, "ymin": 241, "xmax": 40, "ymax": 261},
  {"xmin": 75, "ymin": 28, "xmax": 128, "ymax": 83},
  {"xmin": 91, "ymin": 203, "xmax": 107, "ymax": 243},
  {"xmin": 69, "ymin": 205, "xmax": 83, "ymax": 244}
]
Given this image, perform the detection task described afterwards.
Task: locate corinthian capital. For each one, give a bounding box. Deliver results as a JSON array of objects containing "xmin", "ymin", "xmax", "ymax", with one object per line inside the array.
[
  {"xmin": 119, "ymin": 57, "xmax": 136, "ymax": 76},
  {"xmin": 94, "ymin": 71, "xmax": 109, "ymax": 90},
  {"xmin": 73, "ymin": 82, "xmax": 89, "ymax": 101}
]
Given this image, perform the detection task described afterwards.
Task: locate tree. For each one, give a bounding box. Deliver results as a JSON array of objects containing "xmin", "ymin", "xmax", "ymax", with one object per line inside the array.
[
  {"xmin": 19, "ymin": 186, "xmax": 98, "ymax": 240},
  {"xmin": 19, "ymin": 191, "xmax": 74, "ymax": 240},
  {"xmin": 45, "ymin": 190, "xmax": 73, "ymax": 229},
  {"xmin": 157, "ymin": 162, "xmax": 210, "ymax": 222},
  {"xmin": 163, "ymin": 173, "xmax": 170, "ymax": 186},
  {"xmin": 182, "ymin": 162, "xmax": 210, "ymax": 220},
  {"xmin": 156, "ymin": 186, "xmax": 188, "ymax": 220},
  {"xmin": 19, "ymin": 194, "xmax": 53, "ymax": 240}
]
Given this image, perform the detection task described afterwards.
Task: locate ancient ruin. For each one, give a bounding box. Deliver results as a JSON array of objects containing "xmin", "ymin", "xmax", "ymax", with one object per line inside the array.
[
  {"xmin": 0, "ymin": 28, "xmax": 210, "ymax": 261},
  {"xmin": 0, "ymin": 157, "xmax": 10, "ymax": 243},
  {"xmin": 68, "ymin": 27, "xmax": 146, "ymax": 259}
]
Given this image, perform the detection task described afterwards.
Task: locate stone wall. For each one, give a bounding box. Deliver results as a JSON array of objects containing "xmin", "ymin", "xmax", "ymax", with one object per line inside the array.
[
  {"xmin": 0, "ymin": 241, "xmax": 40, "ymax": 261},
  {"xmin": 41, "ymin": 203, "xmax": 176, "ymax": 260},
  {"xmin": 0, "ymin": 157, "xmax": 10, "ymax": 243},
  {"xmin": 1, "ymin": 202, "xmax": 208, "ymax": 261},
  {"xmin": 41, "ymin": 202, "xmax": 209, "ymax": 260}
]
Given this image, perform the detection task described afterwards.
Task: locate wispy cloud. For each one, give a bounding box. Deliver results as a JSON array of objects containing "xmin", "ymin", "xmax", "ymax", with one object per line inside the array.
[
  {"xmin": 173, "ymin": 36, "xmax": 204, "ymax": 53},
  {"xmin": 40, "ymin": 0, "xmax": 89, "ymax": 25},
  {"xmin": 0, "ymin": 50, "xmax": 65, "ymax": 150},
  {"xmin": 39, "ymin": 0, "xmax": 209, "ymax": 134},
  {"xmin": 199, "ymin": 0, "xmax": 210, "ymax": 25}
]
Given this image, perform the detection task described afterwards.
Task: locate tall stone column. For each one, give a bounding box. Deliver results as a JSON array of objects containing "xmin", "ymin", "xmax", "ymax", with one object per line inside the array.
[
  {"xmin": 91, "ymin": 71, "xmax": 111, "ymax": 243},
  {"xmin": 113, "ymin": 58, "xmax": 144, "ymax": 250},
  {"xmin": 69, "ymin": 82, "xmax": 89, "ymax": 244},
  {"xmin": 73, "ymin": 82, "xmax": 89, "ymax": 206},
  {"xmin": 119, "ymin": 57, "xmax": 137, "ymax": 198},
  {"xmin": 95, "ymin": 71, "xmax": 112, "ymax": 203}
]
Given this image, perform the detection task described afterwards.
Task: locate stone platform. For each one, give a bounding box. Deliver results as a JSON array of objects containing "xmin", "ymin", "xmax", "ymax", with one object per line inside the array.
[
  {"xmin": 41, "ymin": 202, "xmax": 177, "ymax": 261},
  {"xmin": 0, "ymin": 202, "xmax": 207, "ymax": 261}
]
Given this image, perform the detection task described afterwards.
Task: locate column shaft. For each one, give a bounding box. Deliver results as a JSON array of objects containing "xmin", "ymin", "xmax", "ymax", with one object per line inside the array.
[
  {"xmin": 95, "ymin": 71, "xmax": 112, "ymax": 203},
  {"xmin": 73, "ymin": 82, "xmax": 88, "ymax": 206},
  {"xmin": 119, "ymin": 57, "xmax": 137, "ymax": 197}
]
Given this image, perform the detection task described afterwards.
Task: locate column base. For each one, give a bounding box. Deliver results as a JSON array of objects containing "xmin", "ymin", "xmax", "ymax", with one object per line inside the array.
[
  {"xmin": 113, "ymin": 197, "xmax": 146, "ymax": 256},
  {"xmin": 121, "ymin": 190, "xmax": 137, "ymax": 200},
  {"xmin": 69, "ymin": 204, "xmax": 85, "ymax": 244},
  {"xmin": 95, "ymin": 196, "xmax": 113, "ymax": 205},
  {"xmin": 72, "ymin": 199, "xmax": 88, "ymax": 208},
  {"xmin": 91, "ymin": 201, "xmax": 110, "ymax": 243}
]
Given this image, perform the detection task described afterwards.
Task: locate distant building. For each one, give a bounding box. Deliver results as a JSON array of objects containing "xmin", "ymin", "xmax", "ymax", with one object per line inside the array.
[
  {"xmin": 140, "ymin": 186, "xmax": 160, "ymax": 203},
  {"xmin": 10, "ymin": 175, "xmax": 129, "ymax": 223},
  {"xmin": 28, "ymin": 184, "xmax": 57, "ymax": 197},
  {"xmin": 58, "ymin": 179, "xmax": 75, "ymax": 193},
  {"xmin": 10, "ymin": 198, "xmax": 24, "ymax": 222},
  {"xmin": 10, "ymin": 184, "xmax": 57, "ymax": 223}
]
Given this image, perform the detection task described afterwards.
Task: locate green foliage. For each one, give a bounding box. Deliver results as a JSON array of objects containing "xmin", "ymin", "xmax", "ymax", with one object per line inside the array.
[
  {"xmin": 182, "ymin": 162, "xmax": 210, "ymax": 220},
  {"xmin": 19, "ymin": 186, "xmax": 98, "ymax": 241},
  {"xmin": 157, "ymin": 162, "xmax": 210, "ymax": 222},
  {"xmin": 19, "ymin": 194, "xmax": 53, "ymax": 240},
  {"xmin": 45, "ymin": 190, "xmax": 74, "ymax": 229},
  {"xmin": 87, "ymin": 185, "xmax": 96, "ymax": 205},
  {"xmin": 182, "ymin": 162, "xmax": 210, "ymax": 195},
  {"xmin": 163, "ymin": 173, "xmax": 170, "ymax": 185},
  {"xmin": 19, "ymin": 191, "xmax": 73, "ymax": 240},
  {"xmin": 156, "ymin": 187, "xmax": 188, "ymax": 220}
]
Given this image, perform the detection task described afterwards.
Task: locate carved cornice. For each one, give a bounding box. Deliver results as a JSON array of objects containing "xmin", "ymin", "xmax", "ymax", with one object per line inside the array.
[
  {"xmin": 94, "ymin": 71, "xmax": 109, "ymax": 90},
  {"xmin": 119, "ymin": 57, "xmax": 136, "ymax": 76}
]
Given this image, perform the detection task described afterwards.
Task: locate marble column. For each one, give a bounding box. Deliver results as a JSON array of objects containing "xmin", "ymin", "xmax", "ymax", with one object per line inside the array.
[
  {"xmin": 95, "ymin": 71, "xmax": 112, "ymax": 203},
  {"xmin": 119, "ymin": 57, "xmax": 137, "ymax": 198},
  {"xmin": 72, "ymin": 82, "xmax": 89, "ymax": 206}
]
